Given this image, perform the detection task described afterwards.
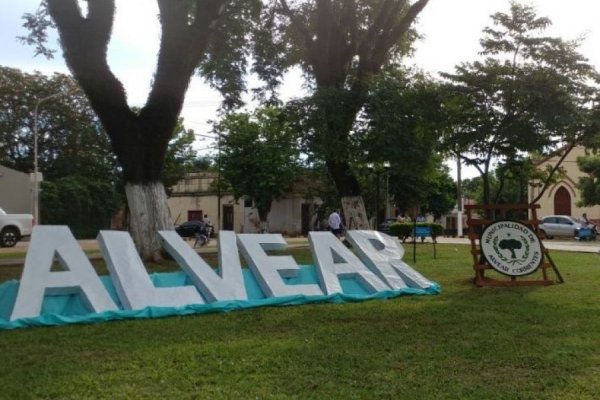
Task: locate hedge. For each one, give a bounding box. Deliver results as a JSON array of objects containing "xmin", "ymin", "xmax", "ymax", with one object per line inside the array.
[{"xmin": 388, "ymin": 222, "xmax": 443, "ymax": 241}]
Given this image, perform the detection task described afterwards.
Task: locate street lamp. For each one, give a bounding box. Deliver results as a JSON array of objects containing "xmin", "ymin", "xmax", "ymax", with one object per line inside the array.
[
  {"xmin": 32, "ymin": 93, "xmax": 64, "ymax": 224},
  {"xmin": 367, "ymin": 161, "xmax": 391, "ymax": 230}
]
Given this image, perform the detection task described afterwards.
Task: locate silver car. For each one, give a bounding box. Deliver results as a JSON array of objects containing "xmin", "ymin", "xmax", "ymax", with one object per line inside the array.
[{"xmin": 538, "ymin": 215, "xmax": 581, "ymax": 239}]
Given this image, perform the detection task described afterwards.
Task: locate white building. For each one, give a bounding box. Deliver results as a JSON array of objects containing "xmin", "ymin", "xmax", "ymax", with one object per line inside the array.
[
  {"xmin": 167, "ymin": 172, "xmax": 323, "ymax": 235},
  {"xmin": 529, "ymin": 145, "xmax": 600, "ymax": 225},
  {"xmin": 0, "ymin": 164, "xmax": 33, "ymax": 214}
]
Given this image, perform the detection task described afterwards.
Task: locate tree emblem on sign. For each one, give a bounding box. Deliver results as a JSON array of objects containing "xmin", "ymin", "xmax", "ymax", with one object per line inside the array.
[
  {"xmin": 492, "ymin": 234, "xmax": 530, "ymax": 265},
  {"xmin": 499, "ymin": 238, "xmax": 522, "ymax": 258}
]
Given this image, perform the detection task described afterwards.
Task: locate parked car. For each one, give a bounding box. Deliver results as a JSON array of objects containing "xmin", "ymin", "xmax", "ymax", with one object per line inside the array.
[
  {"xmin": 0, "ymin": 207, "xmax": 34, "ymax": 247},
  {"xmin": 175, "ymin": 220, "xmax": 205, "ymax": 238},
  {"xmin": 538, "ymin": 215, "xmax": 581, "ymax": 239}
]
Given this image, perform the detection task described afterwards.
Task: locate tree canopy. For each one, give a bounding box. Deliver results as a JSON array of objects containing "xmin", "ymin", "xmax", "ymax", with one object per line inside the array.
[
  {"xmin": 356, "ymin": 68, "xmax": 454, "ymax": 218},
  {"xmin": 0, "ymin": 66, "xmax": 120, "ymax": 236},
  {"xmin": 0, "ymin": 66, "xmax": 199, "ymax": 237},
  {"xmin": 440, "ymin": 2, "xmax": 600, "ymax": 205},
  {"xmin": 253, "ymin": 0, "xmax": 430, "ymax": 199},
  {"xmin": 213, "ymin": 107, "xmax": 300, "ymax": 228}
]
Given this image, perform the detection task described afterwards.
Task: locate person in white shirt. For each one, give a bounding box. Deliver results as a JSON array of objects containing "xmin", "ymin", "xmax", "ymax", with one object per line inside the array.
[{"xmin": 328, "ymin": 209, "xmax": 344, "ymax": 239}]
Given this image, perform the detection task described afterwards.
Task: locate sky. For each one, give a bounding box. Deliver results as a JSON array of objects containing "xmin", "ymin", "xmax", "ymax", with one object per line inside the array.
[{"xmin": 2, "ymin": 0, "xmax": 600, "ymax": 179}]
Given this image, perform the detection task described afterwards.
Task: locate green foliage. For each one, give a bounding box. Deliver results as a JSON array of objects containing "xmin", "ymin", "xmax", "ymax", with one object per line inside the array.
[
  {"xmin": 357, "ymin": 69, "xmax": 455, "ymax": 216},
  {"xmin": 440, "ymin": 2, "xmax": 600, "ymax": 204},
  {"xmin": 0, "ymin": 67, "xmax": 197, "ymax": 233},
  {"xmin": 0, "ymin": 67, "xmax": 115, "ymax": 179},
  {"xmin": 576, "ymin": 154, "xmax": 600, "ymax": 206},
  {"xmin": 0, "ymin": 66, "xmax": 123, "ymax": 233},
  {"xmin": 462, "ymin": 157, "xmax": 567, "ymax": 206},
  {"xmin": 17, "ymin": 1, "xmax": 56, "ymax": 59},
  {"xmin": 213, "ymin": 107, "xmax": 300, "ymax": 223},
  {"xmin": 252, "ymin": 1, "xmax": 430, "ymax": 196},
  {"xmin": 161, "ymin": 120, "xmax": 198, "ymax": 195},
  {"xmin": 41, "ymin": 176, "xmax": 120, "ymax": 239},
  {"xmin": 198, "ymin": 0, "xmax": 262, "ymax": 109}
]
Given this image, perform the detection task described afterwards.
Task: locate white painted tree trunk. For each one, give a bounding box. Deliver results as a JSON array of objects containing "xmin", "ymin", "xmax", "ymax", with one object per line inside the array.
[
  {"xmin": 341, "ymin": 196, "xmax": 371, "ymax": 230},
  {"xmin": 125, "ymin": 182, "xmax": 173, "ymax": 261}
]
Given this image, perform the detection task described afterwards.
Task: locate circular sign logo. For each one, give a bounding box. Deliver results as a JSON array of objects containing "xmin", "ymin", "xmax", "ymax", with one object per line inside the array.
[{"xmin": 480, "ymin": 221, "xmax": 543, "ymax": 277}]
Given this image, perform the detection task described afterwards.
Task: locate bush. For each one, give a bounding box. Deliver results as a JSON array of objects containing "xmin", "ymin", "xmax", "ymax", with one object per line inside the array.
[{"xmin": 389, "ymin": 222, "xmax": 443, "ymax": 241}]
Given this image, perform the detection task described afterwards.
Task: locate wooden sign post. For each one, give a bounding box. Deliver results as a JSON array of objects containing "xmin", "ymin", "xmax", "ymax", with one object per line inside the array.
[{"xmin": 465, "ymin": 204, "xmax": 563, "ymax": 287}]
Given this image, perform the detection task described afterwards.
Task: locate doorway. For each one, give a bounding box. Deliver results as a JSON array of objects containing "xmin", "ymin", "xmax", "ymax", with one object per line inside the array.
[
  {"xmin": 223, "ymin": 205, "xmax": 234, "ymax": 231},
  {"xmin": 553, "ymin": 186, "xmax": 571, "ymax": 216}
]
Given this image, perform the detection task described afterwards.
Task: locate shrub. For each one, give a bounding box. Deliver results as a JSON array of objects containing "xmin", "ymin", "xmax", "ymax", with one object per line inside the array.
[{"xmin": 389, "ymin": 222, "xmax": 443, "ymax": 241}]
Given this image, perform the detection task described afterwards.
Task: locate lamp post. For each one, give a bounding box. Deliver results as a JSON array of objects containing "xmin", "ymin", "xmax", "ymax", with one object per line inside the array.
[
  {"xmin": 32, "ymin": 93, "xmax": 63, "ymax": 224},
  {"xmin": 368, "ymin": 161, "xmax": 390, "ymax": 230}
]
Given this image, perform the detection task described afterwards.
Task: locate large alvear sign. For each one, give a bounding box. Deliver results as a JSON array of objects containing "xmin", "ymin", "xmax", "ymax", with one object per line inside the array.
[{"xmin": 1, "ymin": 226, "xmax": 438, "ymax": 329}]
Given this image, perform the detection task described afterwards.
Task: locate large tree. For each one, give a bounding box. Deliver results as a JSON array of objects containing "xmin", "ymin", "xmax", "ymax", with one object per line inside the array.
[
  {"xmin": 21, "ymin": 0, "xmax": 256, "ymax": 260},
  {"xmin": 357, "ymin": 69, "xmax": 451, "ymax": 217},
  {"xmin": 440, "ymin": 2, "xmax": 599, "ymax": 205},
  {"xmin": 0, "ymin": 66, "xmax": 200, "ymax": 237},
  {"xmin": 0, "ymin": 66, "xmax": 122, "ymax": 235},
  {"xmin": 213, "ymin": 107, "xmax": 300, "ymax": 231},
  {"xmin": 253, "ymin": 0, "xmax": 429, "ymax": 224}
]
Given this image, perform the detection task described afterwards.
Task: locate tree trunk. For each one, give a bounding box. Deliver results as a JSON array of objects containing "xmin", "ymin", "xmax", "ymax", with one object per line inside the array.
[
  {"xmin": 125, "ymin": 182, "xmax": 172, "ymax": 262},
  {"xmin": 46, "ymin": 0, "xmax": 226, "ymax": 260}
]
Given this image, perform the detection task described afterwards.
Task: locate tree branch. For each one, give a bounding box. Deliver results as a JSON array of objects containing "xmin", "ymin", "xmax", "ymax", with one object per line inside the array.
[
  {"xmin": 529, "ymin": 142, "xmax": 576, "ymax": 205},
  {"xmin": 46, "ymin": 0, "xmax": 132, "ymax": 139},
  {"xmin": 278, "ymin": 0, "xmax": 314, "ymax": 53},
  {"xmin": 381, "ymin": 0, "xmax": 429, "ymax": 55},
  {"xmin": 143, "ymin": 0, "xmax": 226, "ymax": 133}
]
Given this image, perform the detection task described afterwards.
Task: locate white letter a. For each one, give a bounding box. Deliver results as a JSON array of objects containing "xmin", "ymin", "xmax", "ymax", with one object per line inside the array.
[{"xmin": 11, "ymin": 226, "xmax": 118, "ymax": 321}]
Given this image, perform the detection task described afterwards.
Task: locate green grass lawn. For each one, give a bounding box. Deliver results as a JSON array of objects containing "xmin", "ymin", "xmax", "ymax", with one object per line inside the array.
[{"xmin": 0, "ymin": 244, "xmax": 598, "ymax": 399}]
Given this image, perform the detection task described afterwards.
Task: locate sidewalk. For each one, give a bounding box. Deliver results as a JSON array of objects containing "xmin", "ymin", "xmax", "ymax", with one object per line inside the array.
[
  {"xmin": 436, "ymin": 236, "xmax": 600, "ymax": 253},
  {"xmin": 1, "ymin": 235, "xmax": 598, "ymax": 267}
]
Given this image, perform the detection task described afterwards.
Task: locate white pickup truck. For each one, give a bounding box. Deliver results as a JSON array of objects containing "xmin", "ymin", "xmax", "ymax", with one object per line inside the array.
[{"xmin": 0, "ymin": 207, "xmax": 34, "ymax": 247}]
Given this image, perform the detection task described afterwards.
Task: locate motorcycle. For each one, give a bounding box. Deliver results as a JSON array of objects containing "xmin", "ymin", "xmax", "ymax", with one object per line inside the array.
[{"xmin": 194, "ymin": 223, "xmax": 213, "ymax": 247}]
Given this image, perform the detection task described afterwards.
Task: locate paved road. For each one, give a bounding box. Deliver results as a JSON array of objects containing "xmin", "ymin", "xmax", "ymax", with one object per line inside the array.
[{"xmin": 1, "ymin": 235, "xmax": 598, "ymax": 267}]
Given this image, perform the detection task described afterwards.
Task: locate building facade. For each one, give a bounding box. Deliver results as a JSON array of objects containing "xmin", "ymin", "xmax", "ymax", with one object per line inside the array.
[
  {"xmin": 167, "ymin": 172, "xmax": 323, "ymax": 235},
  {"xmin": 529, "ymin": 145, "xmax": 600, "ymax": 224},
  {"xmin": 0, "ymin": 165, "xmax": 33, "ymax": 214}
]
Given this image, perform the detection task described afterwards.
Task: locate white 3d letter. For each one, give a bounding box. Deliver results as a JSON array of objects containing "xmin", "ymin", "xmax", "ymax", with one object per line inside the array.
[
  {"xmin": 10, "ymin": 226, "xmax": 118, "ymax": 321},
  {"xmin": 346, "ymin": 230, "xmax": 434, "ymax": 289},
  {"xmin": 98, "ymin": 231, "xmax": 204, "ymax": 310},
  {"xmin": 308, "ymin": 231, "xmax": 390, "ymax": 295},
  {"xmin": 158, "ymin": 230, "xmax": 247, "ymax": 302},
  {"xmin": 237, "ymin": 234, "xmax": 323, "ymax": 298}
]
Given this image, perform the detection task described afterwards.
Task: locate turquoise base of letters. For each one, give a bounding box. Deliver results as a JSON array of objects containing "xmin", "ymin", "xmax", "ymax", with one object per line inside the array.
[{"xmin": 0, "ymin": 265, "xmax": 441, "ymax": 330}]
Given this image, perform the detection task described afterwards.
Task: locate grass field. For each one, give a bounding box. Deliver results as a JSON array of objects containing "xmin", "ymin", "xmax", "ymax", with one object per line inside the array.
[{"xmin": 0, "ymin": 244, "xmax": 598, "ymax": 399}]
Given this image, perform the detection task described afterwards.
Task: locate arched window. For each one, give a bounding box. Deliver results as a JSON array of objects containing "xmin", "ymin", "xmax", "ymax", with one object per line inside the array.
[{"xmin": 553, "ymin": 186, "xmax": 571, "ymax": 216}]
